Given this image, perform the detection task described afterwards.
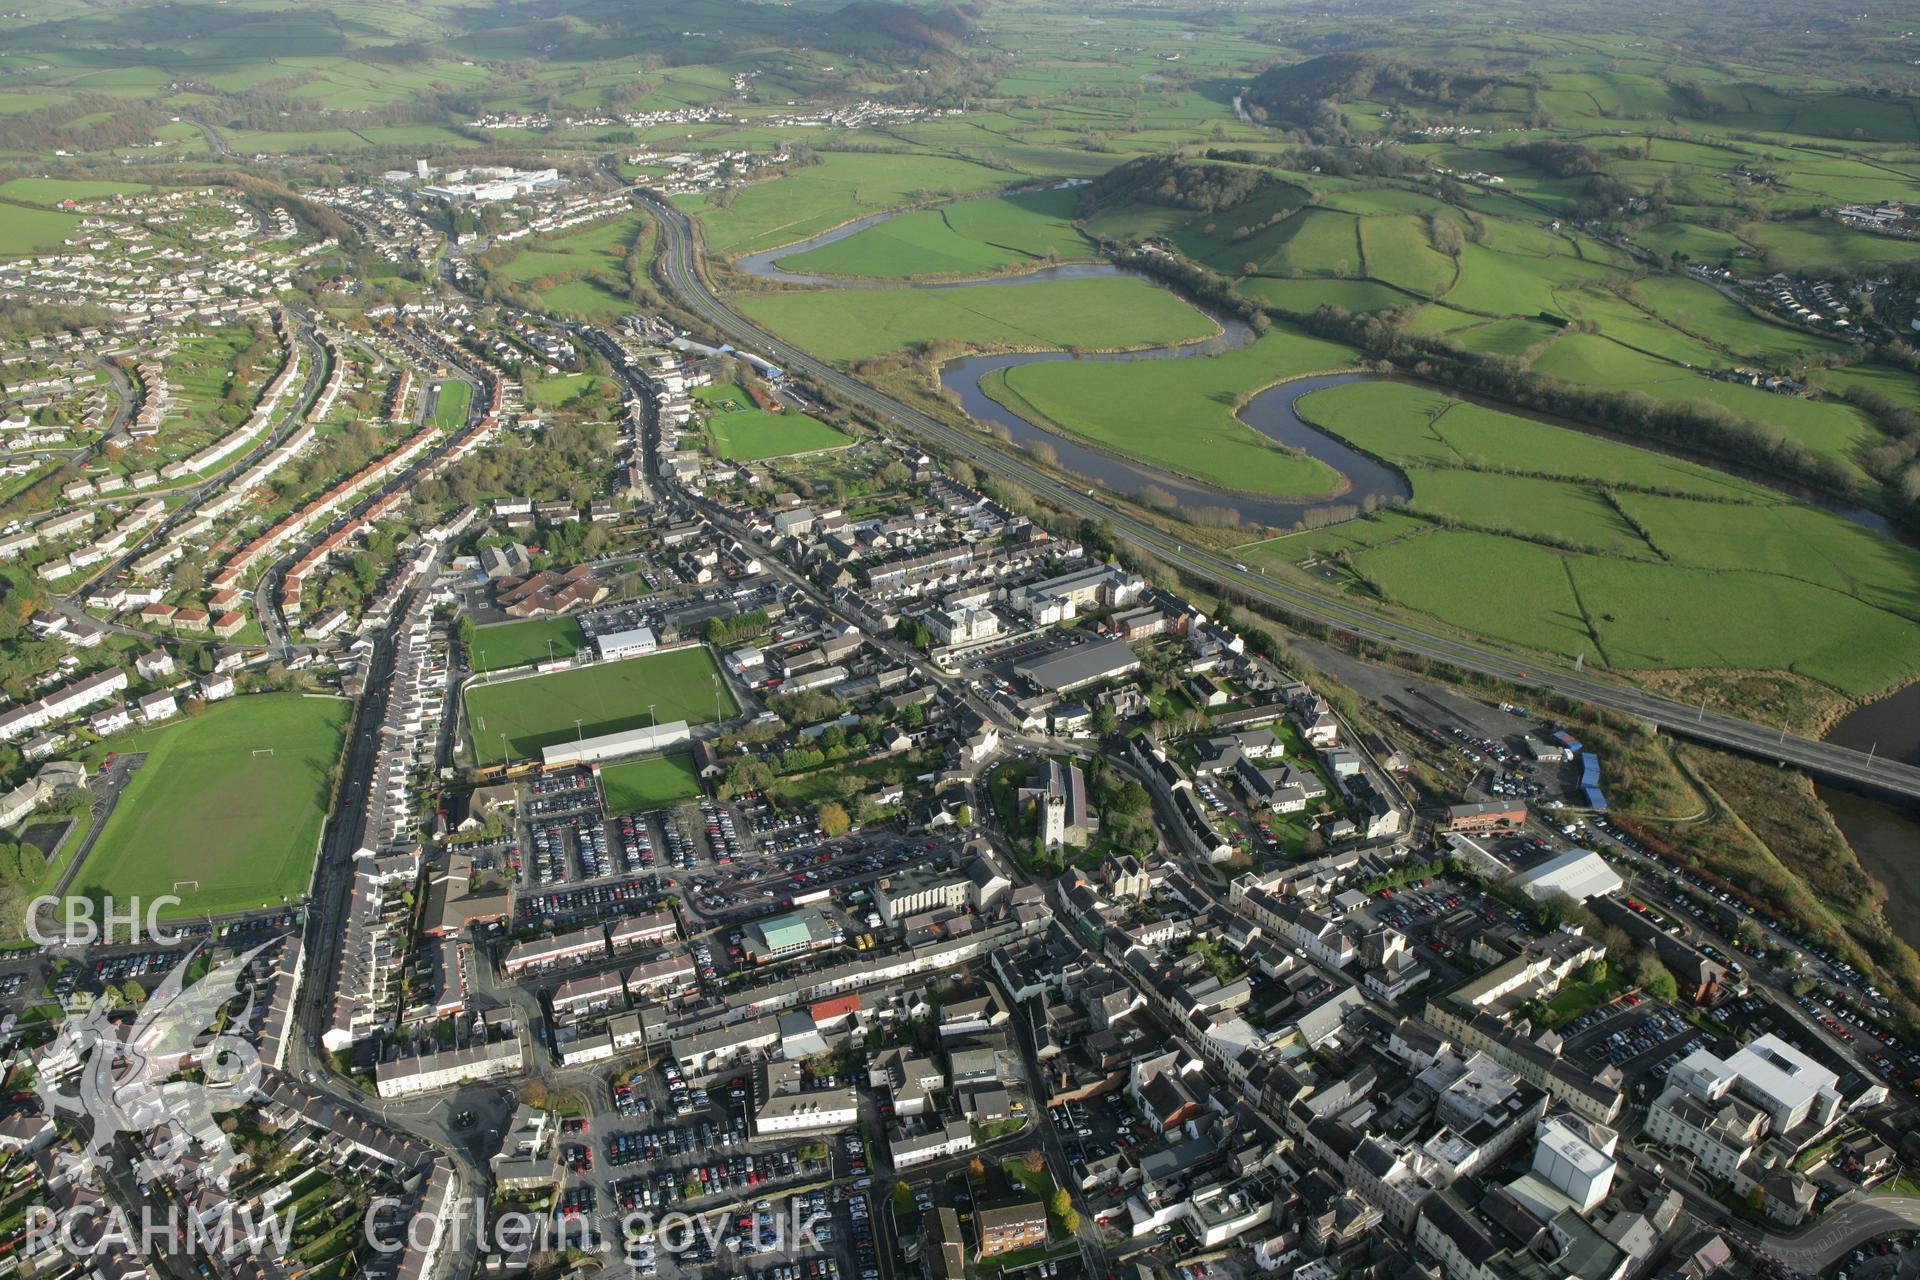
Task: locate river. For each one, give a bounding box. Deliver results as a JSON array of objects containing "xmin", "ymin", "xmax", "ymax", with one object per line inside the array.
[
  {"xmin": 739, "ymin": 201, "xmax": 1892, "ymax": 539},
  {"xmin": 1820, "ymin": 684, "xmax": 1920, "ymax": 949},
  {"xmin": 738, "ymin": 204, "xmax": 1411, "ymax": 528}
]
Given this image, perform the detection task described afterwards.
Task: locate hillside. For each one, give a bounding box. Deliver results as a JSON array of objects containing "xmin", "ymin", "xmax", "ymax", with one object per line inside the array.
[
  {"xmin": 811, "ymin": 1, "xmax": 978, "ymax": 62},
  {"xmin": 1078, "ymin": 154, "xmax": 1277, "ymax": 215},
  {"xmin": 1242, "ymin": 52, "xmax": 1508, "ymax": 138}
]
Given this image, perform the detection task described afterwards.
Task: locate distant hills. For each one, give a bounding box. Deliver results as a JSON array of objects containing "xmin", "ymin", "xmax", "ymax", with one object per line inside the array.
[
  {"xmin": 810, "ymin": 2, "xmax": 979, "ymax": 63},
  {"xmin": 1241, "ymin": 52, "xmax": 1508, "ymax": 136}
]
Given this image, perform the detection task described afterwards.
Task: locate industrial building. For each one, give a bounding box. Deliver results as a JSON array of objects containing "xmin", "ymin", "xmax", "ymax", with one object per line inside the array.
[{"xmin": 1012, "ymin": 636, "xmax": 1139, "ymax": 696}]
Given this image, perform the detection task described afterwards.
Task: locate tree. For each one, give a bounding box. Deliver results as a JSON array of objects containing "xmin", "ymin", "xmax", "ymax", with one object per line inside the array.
[
  {"xmin": 456, "ymin": 615, "xmax": 477, "ymax": 650},
  {"xmin": 955, "ymin": 803, "xmax": 973, "ymax": 827},
  {"xmin": 968, "ymin": 1156, "xmax": 986, "ymax": 1177},
  {"xmin": 120, "ymin": 979, "xmax": 145, "ymax": 1006},
  {"xmin": 817, "ymin": 802, "xmax": 851, "ymax": 837},
  {"xmin": 1023, "ymin": 1150, "xmax": 1048, "ymax": 1174}
]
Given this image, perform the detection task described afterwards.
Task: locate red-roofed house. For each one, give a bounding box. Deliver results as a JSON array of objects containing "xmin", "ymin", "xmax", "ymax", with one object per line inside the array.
[{"xmin": 810, "ymin": 993, "xmax": 862, "ymax": 1033}]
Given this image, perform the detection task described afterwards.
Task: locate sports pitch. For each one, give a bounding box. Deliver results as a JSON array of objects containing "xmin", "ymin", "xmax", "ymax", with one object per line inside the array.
[
  {"xmin": 601, "ymin": 753, "xmax": 702, "ymax": 812},
  {"xmin": 80, "ymin": 695, "xmax": 350, "ymax": 918},
  {"xmin": 466, "ymin": 647, "xmax": 737, "ymax": 764},
  {"xmin": 470, "ymin": 616, "xmax": 588, "ymax": 672},
  {"xmin": 695, "ymin": 383, "xmax": 852, "ymax": 461}
]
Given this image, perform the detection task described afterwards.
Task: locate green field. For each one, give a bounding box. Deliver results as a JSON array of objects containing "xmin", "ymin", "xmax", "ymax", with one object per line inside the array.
[
  {"xmin": 1272, "ymin": 380, "xmax": 1920, "ymax": 696},
  {"xmin": 1293, "ymin": 381, "xmax": 1784, "ymax": 501},
  {"xmin": 432, "ymin": 380, "xmax": 472, "ymax": 431},
  {"xmin": 735, "ymin": 275, "xmax": 1219, "ymax": 364},
  {"xmin": 774, "ymin": 187, "xmax": 1093, "ymax": 279},
  {"xmin": 539, "ymin": 278, "xmax": 630, "ymax": 320},
  {"xmin": 80, "ymin": 695, "xmax": 349, "ymax": 917},
  {"xmin": 1239, "ymin": 277, "xmax": 1409, "ymax": 314},
  {"xmin": 695, "ymin": 382, "xmax": 852, "ymax": 460},
  {"xmin": 526, "ymin": 372, "xmax": 615, "ymax": 408},
  {"xmin": 1342, "ymin": 526, "xmax": 1920, "ymax": 695},
  {"xmin": 496, "ymin": 211, "xmax": 648, "ymax": 286},
  {"xmin": 694, "ymin": 152, "xmax": 1012, "ymax": 255},
  {"xmin": 983, "ymin": 325, "xmax": 1359, "ymax": 496},
  {"xmin": 0, "ymin": 178, "xmax": 157, "ymax": 204},
  {"xmin": 1529, "ymin": 334, "xmax": 1879, "ymax": 481},
  {"xmin": 0, "ymin": 203, "xmax": 83, "ymax": 256},
  {"xmin": 466, "ymin": 647, "xmax": 737, "ymax": 764},
  {"xmin": 1626, "ymin": 277, "xmax": 1851, "ymax": 365},
  {"xmin": 601, "ymin": 753, "xmax": 702, "ymax": 812},
  {"xmin": 1358, "ymin": 215, "xmax": 1458, "ymax": 297},
  {"xmin": 470, "ymin": 616, "xmax": 587, "ymax": 672}
]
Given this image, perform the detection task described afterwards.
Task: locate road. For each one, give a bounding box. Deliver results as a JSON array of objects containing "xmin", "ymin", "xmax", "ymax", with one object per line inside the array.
[
  {"xmin": 181, "ymin": 117, "xmax": 234, "ymax": 161},
  {"xmin": 1761, "ymin": 1192, "xmax": 1920, "ymax": 1273},
  {"xmin": 281, "ymin": 574, "xmax": 490, "ymax": 1280},
  {"xmin": 1618, "ymin": 1146, "xmax": 1920, "ymax": 1275},
  {"xmin": 635, "ymin": 191, "xmax": 1920, "ymax": 804}
]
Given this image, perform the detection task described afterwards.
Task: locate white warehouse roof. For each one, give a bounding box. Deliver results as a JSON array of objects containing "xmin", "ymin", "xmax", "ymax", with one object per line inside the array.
[{"xmin": 1513, "ymin": 848, "xmax": 1622, "ymax": 903}]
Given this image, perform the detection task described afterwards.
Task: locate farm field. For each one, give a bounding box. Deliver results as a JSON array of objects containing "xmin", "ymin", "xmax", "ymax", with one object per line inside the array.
[
  {"xmin": 691, "ymin": 152, "xmax": 1013, "ymax": 256},
  {"xmin": 694, "ymin": 382, "xmax": 851, "ymax": 461},
  {"xmin": 1341, "ymin": 527, "xmax": 1919, "ymax": 695},
  {"xmin": 1294, "ymin": 381, "xmax": 1770, "ymax": 500},
  {"xmin": 1441, "ymin": 243, "xmax": 1616, "ymax": 316},
  {"xmin": 0, "ymin": 203, "xmax": 82, "ymax": 256},
  {"xmin": 539, "ymin": 278, "xmax": 629, "ymax": 320},
  {"xmin": 79, "ymin": 695, "xmax": 349, "ymax": 918},
  {"xmin": 774, "ymin": 186, "xmax": 1092, "ymax": 279},
  {"xmin": 1626, "ymin": 277, "xmax": 1851, "ymax": 365},
  {"xmin": 0, "ymin": 178, "xmax": 156, "ymax": 203},
  {"xmin": 466, "ymin": 647, "xmax": 736, "ymax": 764},
  {"xmin": 1358, "ymin": 214, "xmax": 1458, "ymax": 297},
  {"xmin": 1546, "ymin": 288, "xmax": 1723, "ymax": 367},
  {"xmin": 1217, "ymin": 205, "xmax": 1358, "ymax": 278},
  {"xmin": 1237, "ymin": 508, "xmax": 1432, "ymax": 567},
  {"xmin": 495, "ymin": 212, "xmax": 648, "ymax": 283},
  {"xmin": 1238, "ymin": 278, "xmax": 1408, "ymax": 313},
  {"xmin": 1444, "ymin": 317, "xmax": 1564, "ymax": 357},
  {"xmin": 984, "ymin": 325, "xmax": 1358, "ymax": 496},
  {"xmin": 735, "ymin": 275, "xmax": 1218, "ymax": 364},
  {"xmin": 601, "ymin": 753, "xmax": 702, "ymax": 813},
  {"xmin": 1529, "ymin": 334, "xmax": 1879, "ymax": 481},
  {"xmin": 1272, "ymin": 379, "xmax": 1920, "ymax": 696},
  {"xmin": 469, "ymin": 617, "xmax": 587, "ymax": 673}
]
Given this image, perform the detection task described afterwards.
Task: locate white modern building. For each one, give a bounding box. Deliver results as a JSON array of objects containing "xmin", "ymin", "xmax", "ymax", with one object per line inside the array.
[
  {"xmin": 1529, "ymin": 1115, "xmax": 1617, "ymax": 1213},
  {"xmin": 754, "ymin": 1088, "xmax": 859, "ymax": 1135},
  {"xmin": 1669, "ymin": 1034, "xmax": 1842, "ymax": 1136},
  {"xmin": 596, "ymin": 626, "xmax": 657, "ymax": 661}
]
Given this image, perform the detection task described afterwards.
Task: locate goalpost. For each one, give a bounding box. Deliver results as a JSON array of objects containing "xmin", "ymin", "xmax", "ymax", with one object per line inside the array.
[
  {"xmin": 252, "ymin": 748, "xmax": 275, "ymax": 757},
  {"xmin": 173, "ymin": 880, "xmax": 199, "ymax": 893}
]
